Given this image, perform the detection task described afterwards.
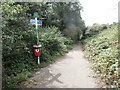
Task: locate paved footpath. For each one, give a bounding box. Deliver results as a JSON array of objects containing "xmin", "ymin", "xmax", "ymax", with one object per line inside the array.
[{"xmin": 21, "ymin": 44, "xmax": 101, "ymax": 88}]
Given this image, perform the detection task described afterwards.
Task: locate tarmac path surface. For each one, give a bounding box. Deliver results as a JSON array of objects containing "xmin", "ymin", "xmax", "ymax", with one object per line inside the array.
[{"xmin": 21, "ymin": 44, "xmax": 101, "ymax": 88}]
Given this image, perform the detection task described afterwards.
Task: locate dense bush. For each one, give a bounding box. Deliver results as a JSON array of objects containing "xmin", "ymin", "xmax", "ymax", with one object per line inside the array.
[
  {"xmin": 2, "ymin": 1, "xmax": 84, "ymax": 88},
  {"xmin": 3, "ymin": 26, "xmax": 73, "ymax": 88},
  {"xmin": 82, "ymin": 23, "xmax": 119, "ymax": 88},
  {"xmin": 39, "ymin": 26, "xmax": 73, "ymax": 62},
  {"xmin": 1, "ymin": 2, "xmax": 75, "ymax": 88}
]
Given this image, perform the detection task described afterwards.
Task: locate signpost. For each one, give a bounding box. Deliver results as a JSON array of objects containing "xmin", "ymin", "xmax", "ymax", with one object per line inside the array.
[
  {"xmin": 30, "ymin": 19, "xmax": 42, "ymax": 25},
  {"xmin": 30, "ymin": 12, "xmax": 42, "ymax": 64}
]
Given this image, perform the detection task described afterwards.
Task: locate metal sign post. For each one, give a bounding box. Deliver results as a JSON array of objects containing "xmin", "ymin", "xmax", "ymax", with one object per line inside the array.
[
  {"xmin": 30, "ymin": 19, "xmax": 42, "ymax": 25},
  {"xmin": 30, "ymin": 12, "xmax": 43, "ymax": 64},
  {"xmin": 33, "ymin": 12, "xmax": 40, "ymax": 64}
]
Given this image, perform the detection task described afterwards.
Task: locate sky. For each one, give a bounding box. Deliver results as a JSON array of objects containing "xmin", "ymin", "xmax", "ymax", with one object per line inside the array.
[{"xmin": 79, "ymin": 0, "xmax": 119, "ymax": 26}]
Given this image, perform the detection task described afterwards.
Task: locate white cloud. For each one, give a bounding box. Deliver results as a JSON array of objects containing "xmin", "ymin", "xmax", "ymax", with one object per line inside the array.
[{"xmin": 79, "ymin": 0, "xmax": 119, "ymax": 26}]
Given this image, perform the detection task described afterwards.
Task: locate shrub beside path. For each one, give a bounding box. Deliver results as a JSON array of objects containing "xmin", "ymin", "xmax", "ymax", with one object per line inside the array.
[{"xmin": 21, "ymin": 44, "xmax": 103, "ymax": 88}]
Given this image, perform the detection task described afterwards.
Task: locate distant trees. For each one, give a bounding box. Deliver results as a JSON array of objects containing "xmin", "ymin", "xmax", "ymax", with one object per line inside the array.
[{"xmin": 47, "ymin": 2, "xmax": 86, "ymax": 42}]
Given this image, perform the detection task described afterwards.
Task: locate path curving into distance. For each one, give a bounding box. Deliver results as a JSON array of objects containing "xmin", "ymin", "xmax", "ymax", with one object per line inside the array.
[{"xmin": 21, "ymin": 44, "xmax": 102, "ymax": 88}]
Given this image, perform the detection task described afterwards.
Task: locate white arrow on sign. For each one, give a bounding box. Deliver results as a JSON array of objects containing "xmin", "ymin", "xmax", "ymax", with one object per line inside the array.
[{"xmin": 30, "ymin": 19, "xmax": 42, "ymax": 25}]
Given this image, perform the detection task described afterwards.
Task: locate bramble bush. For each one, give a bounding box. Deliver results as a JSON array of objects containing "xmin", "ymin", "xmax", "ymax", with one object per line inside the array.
[
  {"xmin": 2, "ymin": 2, "xmax": 74, "ymax": 88},
  {"xmin": 2, "ymin": 26, "xmax": 73, "ymax": 88},
  {"xmin": 82, "ymin": 23, "xmax": 119, "ymax": 88},
  {"xmin": 1, "ymin": 2, "xmax": 84, "ymax": 88},
  {"xmin": 39, "ymin": 26, "xmax": 73, "ymax": 62}
]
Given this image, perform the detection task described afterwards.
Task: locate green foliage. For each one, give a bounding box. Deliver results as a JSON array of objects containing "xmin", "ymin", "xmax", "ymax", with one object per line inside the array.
[
  {"xmin": 3, "ymin": 71, "xmax": 34, "ymax": 88},
  {"xmin": 3, "ymin": 26, "xmax": 73, "ymax": 88},
  {"xmin": 2, "ymin": 2, "xmax": 74, "ymax": 88},
  {"xmin": 85, "ymin": 24, "xmax": 108, "ymax": 38},
  {"xmin": 39, "ymin": 26, "xmax": 73, "ymax": 62},
  {"xmin": 63, "ymin": 24, "xmax": 83, "ymax": 42},
  {"xmin": 44, "ymin": 2, "xmax": 86, "ymax": 41},
  {"xmin": 82, "ymin": 23, "xmax": 119, "ymax": 88},
  {"xmin": 2, "ymin": 1, "xmax": 86, "ymax": 88},
  {"xmin": 46, "ymin": 2, "xmax": 84, "ymax": 29}
]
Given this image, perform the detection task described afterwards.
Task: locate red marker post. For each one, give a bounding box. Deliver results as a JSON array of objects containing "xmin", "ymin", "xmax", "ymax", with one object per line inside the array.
[{"xmin": 33, "ymin": 45, "xmax": 42, "ymax": 56}]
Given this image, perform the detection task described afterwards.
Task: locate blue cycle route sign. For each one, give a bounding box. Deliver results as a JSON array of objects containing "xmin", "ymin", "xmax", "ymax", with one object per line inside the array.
[{"xmin": 30, "ymin": 19, "xmax": 42, "ymax": 25}]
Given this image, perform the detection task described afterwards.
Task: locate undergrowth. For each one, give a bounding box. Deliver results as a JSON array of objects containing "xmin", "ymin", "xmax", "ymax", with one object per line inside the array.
[
  {"xmin": 3, "ymin": 26, "xmax": 73, "ymax": 88},
  {"xmin": 82, "ymin": 23, "xmax": 119, "ymax": 88}
]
